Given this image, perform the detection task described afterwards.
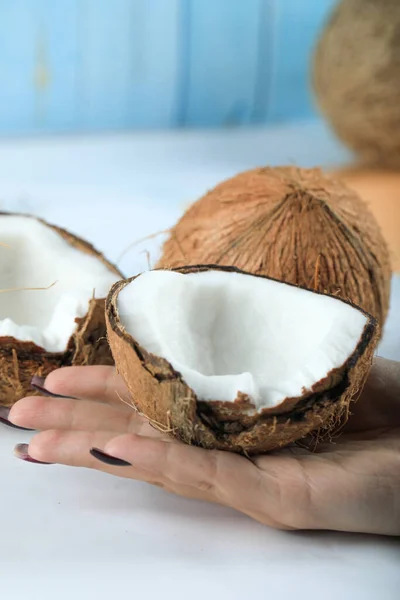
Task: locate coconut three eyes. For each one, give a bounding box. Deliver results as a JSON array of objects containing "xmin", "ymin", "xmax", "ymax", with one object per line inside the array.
[
  {"xmin": 106, "ymin": 266, "xmax": 378, "ymax": 454},
  {"xmin": 0, "ymin": 213, "xmax": 122, "ymax": 407}
]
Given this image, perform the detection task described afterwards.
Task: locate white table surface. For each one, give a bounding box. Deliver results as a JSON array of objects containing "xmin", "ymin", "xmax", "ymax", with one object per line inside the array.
[{"xmin": 0, "ymin": 121, "xmax": 399, "ymax": 600}]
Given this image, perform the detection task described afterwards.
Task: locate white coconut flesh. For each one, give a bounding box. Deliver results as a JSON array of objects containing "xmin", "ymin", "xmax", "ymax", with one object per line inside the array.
[
  {"xmin": 117, "ymin": 269, "xmax": 369, "ymax": 412},
  {"xmin": 0, "ymin": 216, "xmax": 118, "ymax": 352}
]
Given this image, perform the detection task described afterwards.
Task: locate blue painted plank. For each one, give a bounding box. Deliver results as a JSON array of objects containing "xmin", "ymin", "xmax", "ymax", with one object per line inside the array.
[
  {"xmin": 251, "ymin": 0, "xmax": 275, "ymax": 124},
  {"xmin": 181, "ymin": 0, "xmax": 263, "ymax": 127},
  {"xmin": 128, "ymin": 0, "xmax": 180, "ymax": 128},
  {"xmin": 78, "ymin": 0, "xmax": 180, "ymax": 130},
  {"xmin": 268, "ymin": 0, "xmax": 336, "ymax": 122},
  {"xmin": 76, "ymin": 0, "xmax": 136, "ymax": 131},
  {"xmin": 34, "ymin": 0, "xmax": 80, "ymax": 130},
  {"xmin": 0, "ymin": 0, "xmax": 79, "ymax": 134},
  {"xmin": 0, "ymin": 0, "xmax": 41, "ymax": 133}
]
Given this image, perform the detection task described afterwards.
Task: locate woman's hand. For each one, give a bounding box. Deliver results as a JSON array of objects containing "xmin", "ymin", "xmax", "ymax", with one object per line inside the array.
[{"xmin": 5, "ymin": 357, "xmax": 400, "ymax": 536}]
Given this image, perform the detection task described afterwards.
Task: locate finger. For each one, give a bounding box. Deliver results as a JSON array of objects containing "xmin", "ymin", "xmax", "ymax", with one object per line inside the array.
[
  {"xmin": 20, "ymin": 430, "xmax": 160, "ymax": 485},
  {"xmin": 9, "ymin": 395, "xmax": 156, "ymax": 436},
  {"xmin": 18, "ymin": 430, "xmax": 226, "ymax": 501},
  {"xmin": 43, "ymin": 366, "xmax": 132, "ymax": 407},
  {"xmin": 103, "ymin": 434, "xmax": 290, "ymax": 528}
]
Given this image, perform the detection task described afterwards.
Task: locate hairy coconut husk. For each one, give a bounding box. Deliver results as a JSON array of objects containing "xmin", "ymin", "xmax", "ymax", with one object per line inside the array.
[
  {"xmin": 156, "ymin": 167, "xmax": 392, "ymax": 326},
  {"xmin": 328, "ymin": 167, "xmax": 400, "ymax": 273},
  {"xmin": 0, "ymin": 213, "xmax": 122, "ymax": 407},
  {"xmin": 312, "ymin": 0, "xmax": 400, "ymax": 167},
  {"xmin": 106, "ymin": 265, "xmax": 379, "ymax": 455}
]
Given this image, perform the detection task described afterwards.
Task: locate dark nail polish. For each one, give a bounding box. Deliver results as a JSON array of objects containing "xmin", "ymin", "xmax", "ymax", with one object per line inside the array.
[
  {"xmin": 14, "ymin": 443, "xmax": 53, "ymax": 465},
  {"xmin": 90, "ymin": 447, "xmax": 132, "ymax": 467},
  {"xmin": 31, "ymin": 378, "xmax": 78, "ymax": 400},
  {"xmin": 0, "ymin": 407, "xmax": 35, "ymax": 431}
]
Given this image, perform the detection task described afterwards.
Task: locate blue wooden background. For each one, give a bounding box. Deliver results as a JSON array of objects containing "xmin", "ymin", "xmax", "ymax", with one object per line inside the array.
[{"xmin": 0, "ymin": 0, "xmax": 336, "ymax": 135}]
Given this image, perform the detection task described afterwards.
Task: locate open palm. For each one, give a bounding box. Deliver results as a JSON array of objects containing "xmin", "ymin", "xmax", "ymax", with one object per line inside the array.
[{"xmin": 6, "ymin": 357, "xmax": 400, "ymax": 536}]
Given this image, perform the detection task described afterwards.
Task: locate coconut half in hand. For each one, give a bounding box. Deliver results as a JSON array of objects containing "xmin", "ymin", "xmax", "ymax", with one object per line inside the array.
[
  {"xmin": 106, "ymin": 265, "xmax": 378, "ymax": 454},
  {"xmin": 0, "ymin": 213, "xmax": 122, "ymax": 407}
]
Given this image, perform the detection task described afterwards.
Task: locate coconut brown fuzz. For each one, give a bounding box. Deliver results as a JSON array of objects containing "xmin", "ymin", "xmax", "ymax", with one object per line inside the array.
[
  {"xmin": 106, "ymin": 265, "xmax": 379, "ymax": 455},
  {"xmin": 156, "ymin": 167, "xmax": 392, "ymax": 326},
  {"xmin": 313, "ymin": 0, "xmax": 400, "ymax": 167},
  {"xmin": 0, "ymin": 213, "xmax": 122, "ymax": 407}
]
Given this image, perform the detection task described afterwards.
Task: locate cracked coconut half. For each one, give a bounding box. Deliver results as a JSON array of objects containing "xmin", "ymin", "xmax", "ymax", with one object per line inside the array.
[
  {"xmin": 0, "ymin": 213, "xmax": 122, "ymax": 407},
  {"xmin": 106, "ymin": 265, "xmax": 379, "ymax": 454}
]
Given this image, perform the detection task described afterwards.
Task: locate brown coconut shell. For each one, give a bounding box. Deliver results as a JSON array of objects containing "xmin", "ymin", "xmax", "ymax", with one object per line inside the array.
[
  {"xmin": 328, "ymin": 167, "xmax": 400, "ymax": 273},
  {"xmin": 106, "ymin": 265, "xmax": 379, "ymax": 455},
  {"xmin": 156, "ymin": 167, "xmax": 392, "ymax": 326},
  {"xmin": 312, "ymin": 0, "xmax": 400, "ymax": 167},
  {"xmin": 0, "ymin": 213, "xmax": 122, "ymax": 407}
]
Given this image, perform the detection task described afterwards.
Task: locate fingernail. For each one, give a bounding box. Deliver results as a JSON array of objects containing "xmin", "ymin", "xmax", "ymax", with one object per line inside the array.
[
  {"xmin": 90, "ymin": 447, "xmax": 132, "ymax": 467},
  {"xmin": 14, "ymin": 443, "xmax": 53, "ymax": 465},
  {"xmin": 0, "ymin": 407, "xmax": 35, "ymax": 431},
  {"xmin": 31, "ymin": 377, "xmax": 78, "ymax": 400}
]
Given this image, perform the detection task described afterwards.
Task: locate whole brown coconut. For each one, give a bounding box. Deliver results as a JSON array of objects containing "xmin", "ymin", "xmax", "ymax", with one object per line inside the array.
[
  {"xmin": 0, "ymin": 213, "xmax": 122, "ymax": 407},
  {"xmin": 106, "ymin": 265, "xmax": 379, "ymax": 455},
  {"xmin": 313, "ymin": 0, "xmax": 400, "ymax": 167},
  {"xmin": 157, "ymin": 167, "xmax": 392, "ymax": 326}
]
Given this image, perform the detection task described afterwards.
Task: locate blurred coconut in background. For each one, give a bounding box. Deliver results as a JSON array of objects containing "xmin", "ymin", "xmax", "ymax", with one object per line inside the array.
[
  {"xmin": 312, "ymin": 0, "xmax": 400, "ymax": 274},
  {"xmin": 313, "ymin": 0, "xmax": 400, "ymax": 168}
]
